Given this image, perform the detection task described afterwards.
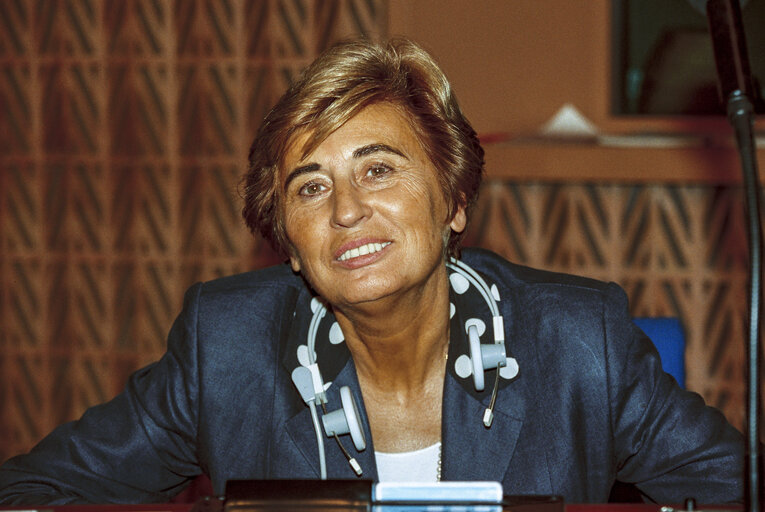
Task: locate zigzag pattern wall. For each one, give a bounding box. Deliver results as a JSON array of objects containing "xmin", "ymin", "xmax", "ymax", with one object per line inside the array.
[{"xmin": 0, "ymin": 0, "xmax": 387, "ymax": 462}]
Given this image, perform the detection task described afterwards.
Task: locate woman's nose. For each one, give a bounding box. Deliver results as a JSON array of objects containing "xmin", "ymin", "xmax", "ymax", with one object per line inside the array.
[{"xmin": 331, "ymin": 181, "xmax": 372, "ymax": 228}]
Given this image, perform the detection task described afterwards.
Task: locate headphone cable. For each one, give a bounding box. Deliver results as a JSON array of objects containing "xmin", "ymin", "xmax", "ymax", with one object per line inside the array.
[{"xmin": 484, "ymin": 366, "xmax": 502, "ymax": 427}]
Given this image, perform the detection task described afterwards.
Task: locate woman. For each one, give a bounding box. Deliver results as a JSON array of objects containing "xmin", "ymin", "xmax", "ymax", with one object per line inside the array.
[
  {"xmin": 0, "ymin": 38, "xmax": 744, "ymax": 504},
  {"xmin": 242, "ymin": 38, "xmax": 482, "ymax": 464}
]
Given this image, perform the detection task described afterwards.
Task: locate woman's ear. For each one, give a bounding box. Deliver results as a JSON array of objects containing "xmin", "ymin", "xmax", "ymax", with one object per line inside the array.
[
  {"xmin": 450, "ymin": 203, "xmax": 467, "ymax": 233},
  {"xmin": 286, "ymin": 240, "xmax": 301, "ymax": 272},
  {"xmin": 289, "ymin": 254, "xmax": 301, "ymax": 273}
]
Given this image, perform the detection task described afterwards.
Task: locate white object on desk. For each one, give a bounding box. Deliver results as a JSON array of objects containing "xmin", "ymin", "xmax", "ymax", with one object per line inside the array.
[{"xmin": 373, "ymin": 481, "xmax": 503, "ymax": 503}]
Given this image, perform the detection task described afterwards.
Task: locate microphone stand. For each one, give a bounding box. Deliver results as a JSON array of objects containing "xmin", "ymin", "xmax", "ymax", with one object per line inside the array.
[
  {"xmin": 697, "ymin": 0, "xmax": 763, "ymax": 507},
  {"xmin": 727, "ymin": 88, "xmax": 763, "ymax": 512}
]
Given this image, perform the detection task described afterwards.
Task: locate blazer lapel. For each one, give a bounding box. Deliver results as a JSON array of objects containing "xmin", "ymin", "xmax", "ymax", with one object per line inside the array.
[
  {"xmin": 283, "ymin": 404, "xmax": 324, "ymax": 478},
  {"xmin": 441, "ymin": 371, "xmax": 525, "ymax": 482},
  {"xmin": 283, "ymin": 358, "xmax": 379, "ymax": 481}
]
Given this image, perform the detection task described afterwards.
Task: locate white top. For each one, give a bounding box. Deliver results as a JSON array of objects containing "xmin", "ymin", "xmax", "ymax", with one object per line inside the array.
[{"xmin": 375, "ymin": 442, "xmax": 441, "ymax": 482}]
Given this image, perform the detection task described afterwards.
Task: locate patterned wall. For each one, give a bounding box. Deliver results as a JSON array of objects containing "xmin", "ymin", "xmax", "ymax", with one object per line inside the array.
[
  {"xmin": 465, "ymin": 182, "xmax": 753, "ymax": 431},
  {"xmin": 0, "ymin": 0, "xmax": 756, "ymax": 467},
  {"xmin": 0, "ymin": 0, "xmax": 387, "ymax": 462}
]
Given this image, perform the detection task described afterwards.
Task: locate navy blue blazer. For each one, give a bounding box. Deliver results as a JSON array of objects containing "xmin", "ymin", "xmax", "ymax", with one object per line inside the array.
[{"xmin": 0, "ymin": 249, "xmax": 744, "ymax": 505}]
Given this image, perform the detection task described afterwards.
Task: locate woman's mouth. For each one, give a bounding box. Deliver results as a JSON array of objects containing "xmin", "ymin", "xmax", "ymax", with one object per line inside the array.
[{"xmin": 337, "ymin": 241, "xmax": 391, "ymax": 262}]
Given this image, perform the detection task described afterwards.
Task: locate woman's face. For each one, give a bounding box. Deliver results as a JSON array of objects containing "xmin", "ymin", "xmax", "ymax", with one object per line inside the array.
[{"xmin": 280, "ymin": 103, "xmax": 466, "ymax": 309}]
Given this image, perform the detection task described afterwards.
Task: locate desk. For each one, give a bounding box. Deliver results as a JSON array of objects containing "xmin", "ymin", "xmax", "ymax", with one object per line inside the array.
[{"xmin": 0, "ymin": 503, "xmax": 742, "ymax": 512}]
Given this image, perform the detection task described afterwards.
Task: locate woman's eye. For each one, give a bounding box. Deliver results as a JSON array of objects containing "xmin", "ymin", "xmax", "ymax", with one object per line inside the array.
[
  {"xmin": 298, "ymin": 182, "xmax": 326, "ymax": 196},
  {"xmin": 366, "ymin": 164, "xmax": 392, "ymax": 178}
]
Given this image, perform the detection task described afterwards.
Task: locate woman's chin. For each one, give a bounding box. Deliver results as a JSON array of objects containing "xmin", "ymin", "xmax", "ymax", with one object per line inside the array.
[{"xmin": 325, "ymin": 276, "xmax": 402, "ymax": 310}]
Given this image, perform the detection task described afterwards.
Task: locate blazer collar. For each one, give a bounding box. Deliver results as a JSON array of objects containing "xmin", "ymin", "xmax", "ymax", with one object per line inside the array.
[
  {"xmin": 441, "ymin": 273, "xmax": 525, "ymax": 482},
  {"xmin": 280, "ymin": 288, "xmax": 377, "ymax": 479}
]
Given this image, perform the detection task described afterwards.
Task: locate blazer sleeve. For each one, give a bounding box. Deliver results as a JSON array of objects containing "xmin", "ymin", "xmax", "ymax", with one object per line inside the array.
[
  {"xmin": 0, "ymin": 283, "xmax": 206, "ymax": 505},
  {"xmin": 603, "ymin": 283, "xmax": 745, "ymax": 503}
]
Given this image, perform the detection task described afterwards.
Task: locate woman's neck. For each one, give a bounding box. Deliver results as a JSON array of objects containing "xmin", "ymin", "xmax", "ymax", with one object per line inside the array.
[{"xmin": 332, "ymin": 265, "xmax": 452, "ymax": 392}]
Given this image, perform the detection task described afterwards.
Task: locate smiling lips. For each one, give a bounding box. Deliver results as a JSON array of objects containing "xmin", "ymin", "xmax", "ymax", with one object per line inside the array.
[{"xmin": 337, "ymin": 241, "xmax": 391, "ymax": 262}]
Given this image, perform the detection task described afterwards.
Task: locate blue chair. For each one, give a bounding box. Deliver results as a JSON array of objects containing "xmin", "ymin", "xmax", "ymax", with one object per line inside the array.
[{"xmin": 632, "ymin": 317, "xmax": 686, "ymax": 388}]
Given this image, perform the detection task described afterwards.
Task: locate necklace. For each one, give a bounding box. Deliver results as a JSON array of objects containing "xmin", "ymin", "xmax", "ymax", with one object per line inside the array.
[{"xmin": 437, "ymin": 442, "xmax": 442, "ymax": 481}]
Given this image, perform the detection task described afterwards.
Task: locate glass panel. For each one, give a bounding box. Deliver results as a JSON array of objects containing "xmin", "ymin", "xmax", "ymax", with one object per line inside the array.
[{"xmin": 611, "ymin": 0, "xmax": 765, "ymax": 116}]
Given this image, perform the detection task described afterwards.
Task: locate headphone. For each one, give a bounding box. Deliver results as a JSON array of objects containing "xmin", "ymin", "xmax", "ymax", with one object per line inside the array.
[
  {"xmin": 446, "ymin": 258, "xmax": 507, "ymax": 428},
  {"xmin": 290, "ymin": 257, "xmax": 509, "ymax": 479}
]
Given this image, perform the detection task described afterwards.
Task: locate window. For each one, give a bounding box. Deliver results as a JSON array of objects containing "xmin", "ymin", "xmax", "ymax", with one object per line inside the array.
[{"xmin": 611, "ymin": 0, "xmax": 765, "ymax": 115}]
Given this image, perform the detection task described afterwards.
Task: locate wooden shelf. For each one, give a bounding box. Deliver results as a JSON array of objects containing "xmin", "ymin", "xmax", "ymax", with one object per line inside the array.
[{"xmin": 484, "ymin": 139, "xmax": 765, "ymax": 184}]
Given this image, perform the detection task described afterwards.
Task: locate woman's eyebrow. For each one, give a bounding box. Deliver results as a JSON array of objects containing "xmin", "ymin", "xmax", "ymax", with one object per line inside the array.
[
  {"xmin": 284, "ymin": 163, "xmax": 320, "ymax": 191},
  {"xmin": 352, "ymin": 143, "xmax": 407, "ymax": 159}
]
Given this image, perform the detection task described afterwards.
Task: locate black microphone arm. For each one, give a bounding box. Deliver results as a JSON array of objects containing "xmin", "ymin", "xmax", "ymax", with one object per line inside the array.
[{"xmin": 692, "ymin": 0, "xmax": 762, "ymax": 510}]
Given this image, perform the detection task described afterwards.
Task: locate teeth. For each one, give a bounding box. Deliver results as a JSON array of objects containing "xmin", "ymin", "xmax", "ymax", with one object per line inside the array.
[{"xmin": 338, "ymin": 242, "xmax": 390, "ymax": 261}]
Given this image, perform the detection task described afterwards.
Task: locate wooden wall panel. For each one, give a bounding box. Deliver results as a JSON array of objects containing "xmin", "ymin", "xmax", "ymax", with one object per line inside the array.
[{"xmin": 0, "ymin": 0, "xmax": 388, "ymax": 462}]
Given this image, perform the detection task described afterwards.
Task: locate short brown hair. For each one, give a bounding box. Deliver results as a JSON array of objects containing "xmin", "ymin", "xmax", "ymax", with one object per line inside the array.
[{"xmin": 241, "ymin": 38, "xmax": 484, "ymax": 259}]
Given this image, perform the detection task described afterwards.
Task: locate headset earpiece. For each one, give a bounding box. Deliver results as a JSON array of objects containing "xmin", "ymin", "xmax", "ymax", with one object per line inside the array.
[
  {"xmin": 322, "ymin": 386, "xmax": 366, "ymax": 451},
  {"xmin": 466, "ymin": 320, "xmax": 507, "ymax": 392}
]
